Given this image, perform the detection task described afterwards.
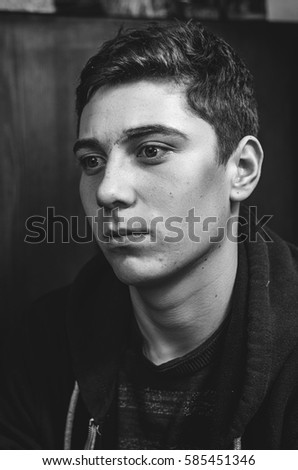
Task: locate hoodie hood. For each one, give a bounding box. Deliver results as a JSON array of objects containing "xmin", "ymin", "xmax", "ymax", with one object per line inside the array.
[{"xmin": 66, "ymin": 206, "xmax": 298, "ymax": 448}]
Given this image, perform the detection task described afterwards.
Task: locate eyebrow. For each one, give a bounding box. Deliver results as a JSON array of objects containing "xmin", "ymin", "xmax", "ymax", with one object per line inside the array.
[
  {"xmin": 73, "ymin": 125, "xmax": 188, "ymax": 154},
  {"xmin": 73, "ymin": 137, "xmax": 103, "ymax": 155},
  {"xmin": 120, "ymin": 125, "xmax": 189, "ymax": 142}
]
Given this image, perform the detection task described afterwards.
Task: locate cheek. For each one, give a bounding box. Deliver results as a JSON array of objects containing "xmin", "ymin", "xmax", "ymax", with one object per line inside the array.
[
  {"xmin": 185, "ymin": 164, "xmax": 228, "ymax": 203},
  {"xmin": 79, "ymin": 176, "xmax": 97, "ymax": 215},
  {"xmin": 79, "ymin": 177, "xmax": 87, "ymax": 207},
  {"xmin": 160, "ymin": 169, "xmax": 228, "ymax": 223},
  {"xmin": 151, "ymin": 172, "xmax": 211, "ymax": 215}
]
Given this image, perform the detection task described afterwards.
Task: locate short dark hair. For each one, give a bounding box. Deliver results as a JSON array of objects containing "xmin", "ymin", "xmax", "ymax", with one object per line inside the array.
[{"xmin": 76, "ymin": 21, "xmax": 259, "ymax": 164}]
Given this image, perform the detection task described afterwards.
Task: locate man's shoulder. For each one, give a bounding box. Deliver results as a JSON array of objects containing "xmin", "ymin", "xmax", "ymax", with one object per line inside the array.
[
  {"xmin": 31, "ymin": 285, "xmax": 71, "ymax": 314},
  {"xmin": 21, "ymin": 286, "xmax": 71, "ymax": 344},
  {"xmin": 17, "ymin": 286, "xmax": 71, "ymax": 364},
  {"xmin": 283, "ymin": 239, "xmax": 298, "ymax": 267},
  {"xmin": 28, "ymin": 254, "xmax": 105, "ymax": 323},
  {"xmin": 266, "ymin": 228, "xmax": 298, "ymax": 284}
]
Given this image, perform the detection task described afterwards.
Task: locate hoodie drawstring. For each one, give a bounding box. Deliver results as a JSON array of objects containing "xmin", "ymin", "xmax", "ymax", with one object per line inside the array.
[
  {"xmin": 233, "ymin": 437, "xmax": 242, "ymax": 450},
  {"xmin": 64, "ymin": 381, "xmax": 101, "ymax": 450},
  {"xmin": 64, "ymin": 381, "xmax": 80, "ymax": 450}
]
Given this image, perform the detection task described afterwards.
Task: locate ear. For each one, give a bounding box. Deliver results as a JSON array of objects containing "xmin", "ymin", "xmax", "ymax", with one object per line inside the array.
[{"xmin": 229, "ymin": 136, "xmax": 264, "ymax": 202}]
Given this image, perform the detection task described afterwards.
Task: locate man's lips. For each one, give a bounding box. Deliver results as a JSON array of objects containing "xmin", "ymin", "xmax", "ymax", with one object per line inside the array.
[{"xmin": 103, "ymin": 228, "xmax": 150, "ymax": 238}]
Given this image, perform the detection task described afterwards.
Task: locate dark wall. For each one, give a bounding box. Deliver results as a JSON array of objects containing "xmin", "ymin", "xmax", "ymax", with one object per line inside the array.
[{"xmin": 1, "ymin": 14, "xmax": 298, "ymax": 321}]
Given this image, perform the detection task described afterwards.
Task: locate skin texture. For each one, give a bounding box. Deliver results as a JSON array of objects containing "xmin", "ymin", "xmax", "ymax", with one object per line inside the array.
[{"xmin": 76, "ymin": 80, "xmax": 263, "ymax": 364}]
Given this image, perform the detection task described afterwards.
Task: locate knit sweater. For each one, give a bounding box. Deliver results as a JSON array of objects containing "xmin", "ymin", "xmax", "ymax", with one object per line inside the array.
[{"xmin": 116, "ymin": 313, "xmax": 229, "ymax": 449}]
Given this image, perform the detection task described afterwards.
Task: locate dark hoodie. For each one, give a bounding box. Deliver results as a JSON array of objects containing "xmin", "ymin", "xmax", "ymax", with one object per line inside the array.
[{"xmin": 1, "ymin": 209, "xmax": 298, "ymax": 449}]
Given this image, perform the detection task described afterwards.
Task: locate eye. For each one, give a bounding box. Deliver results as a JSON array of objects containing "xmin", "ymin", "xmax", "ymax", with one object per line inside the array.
[
  {"xmin": 137, "ymin": 145, "xmax": 169, "ymax": 162},
  {"xmin": 78, "ymin": 155, "xmax": 104, "ymax": 174},
  {"xmin": 142, "ymin": 146, "xmax": 159, "ymax": 158}
]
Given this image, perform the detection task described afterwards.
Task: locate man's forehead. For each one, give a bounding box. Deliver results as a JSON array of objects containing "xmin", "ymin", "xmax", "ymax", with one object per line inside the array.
[
  {"xmin": 83, "ymin": 79, "xmax": 190, "ymax": 115},
  {"xmin": 78, "ymin": 79, "xmax": 201, "ymax": 140},
  {"xmin": 90, "ymin": 78, "xmax": 184, "ymax": 98}
]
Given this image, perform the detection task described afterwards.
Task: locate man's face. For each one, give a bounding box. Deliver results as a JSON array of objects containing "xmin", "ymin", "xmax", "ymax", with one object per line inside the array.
[{"xmin": 76, "ymin": 80, "xmax": 232, "ymax": 286}]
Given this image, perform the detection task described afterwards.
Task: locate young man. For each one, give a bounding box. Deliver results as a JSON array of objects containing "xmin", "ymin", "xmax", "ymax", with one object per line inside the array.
[{"xmin": 1, "ymin": 21, "xmax": 298, "ymax": 450}]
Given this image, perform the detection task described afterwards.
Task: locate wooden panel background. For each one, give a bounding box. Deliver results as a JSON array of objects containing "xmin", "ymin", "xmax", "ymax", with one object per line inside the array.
[{"xmin": 1, "ymin": 13, "xmax": 298, "ymax": 323}]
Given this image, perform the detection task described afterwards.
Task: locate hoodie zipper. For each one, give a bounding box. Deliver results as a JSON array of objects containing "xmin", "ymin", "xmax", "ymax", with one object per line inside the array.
[{"xmin": 84, "ymin": 418, "xmax": 102, "ymax": 450}]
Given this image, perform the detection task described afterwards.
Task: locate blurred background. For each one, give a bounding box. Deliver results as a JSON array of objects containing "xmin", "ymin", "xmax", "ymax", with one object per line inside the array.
[{"xmin": 1, "ymin": 0, "xmax": 298, "ymax": 324}]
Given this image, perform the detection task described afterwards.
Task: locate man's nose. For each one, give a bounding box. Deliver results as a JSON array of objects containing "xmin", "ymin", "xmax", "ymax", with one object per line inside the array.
[{"xmin": 96, "ymin": 156, "xmax": 136, "ymax": 210}]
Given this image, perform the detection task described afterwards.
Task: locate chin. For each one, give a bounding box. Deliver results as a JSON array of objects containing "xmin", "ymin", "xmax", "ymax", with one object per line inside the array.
[
  {"xmin": 100, "ymin": 240, "xmax": 215, "ymax": 287},
  {"xmin": 104, "ymin": 254, "xmax": 174, "ymax": 287},
  {"xmin": 110, "ymin": 263, "xmax": 163, "ymax": 287},
  {"xmin": 108, "ymin": 253, "xmax": 204, "ymax": 288}
]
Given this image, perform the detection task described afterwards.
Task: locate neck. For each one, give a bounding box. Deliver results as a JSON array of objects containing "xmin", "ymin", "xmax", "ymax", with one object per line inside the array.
[{"xmin": 129, "ymin": 239, "xmax": 238, "ymax": 365}]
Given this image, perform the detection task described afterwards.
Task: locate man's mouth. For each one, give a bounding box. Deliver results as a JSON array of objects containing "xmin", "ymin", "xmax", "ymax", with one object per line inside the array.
[{"xmin": 104, "ymin": 228, "xmax": 150, "ymax": 239}]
